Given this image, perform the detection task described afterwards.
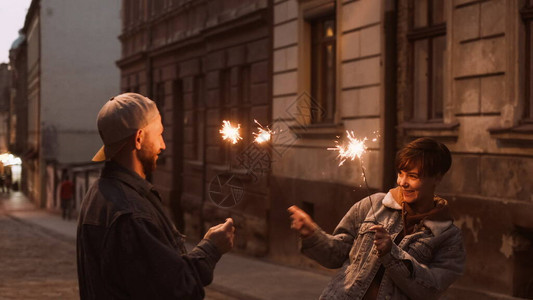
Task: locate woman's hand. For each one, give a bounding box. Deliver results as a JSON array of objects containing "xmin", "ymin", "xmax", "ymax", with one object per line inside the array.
[
  {"xmin": 369, "ymin": 225, "xmax": 392, "ymax": 257},
  {"xmin": 287, "ymin": 205, "xmax": 318, "ymax": 238}
]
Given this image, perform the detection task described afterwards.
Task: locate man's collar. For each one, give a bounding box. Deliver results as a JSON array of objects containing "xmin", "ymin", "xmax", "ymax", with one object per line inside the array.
[{"xmin": 101, "ymin": 161, "xmax": 153, "ymax": 195}]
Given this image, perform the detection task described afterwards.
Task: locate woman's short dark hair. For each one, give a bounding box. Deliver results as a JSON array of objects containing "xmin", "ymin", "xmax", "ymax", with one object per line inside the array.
[{"xmin": 395, "ymin": 137, "xmax": 452, "ymax": 178}]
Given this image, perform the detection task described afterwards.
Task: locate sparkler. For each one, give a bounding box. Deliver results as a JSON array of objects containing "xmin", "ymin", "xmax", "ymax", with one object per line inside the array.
[
  {"xmin": 328, "ymin": 131, "xmax": 380, "ymax": 224},
  {"xmin": 253, "ymin": 119, "xmax": 273, "ymax": 144},
  {"xmin": 220, "ymin": 120, "xmax": 242, "ymax": 144},
  {"xmin": 328, "ymin": 131, "xmax": 368, "ymax": 166}
]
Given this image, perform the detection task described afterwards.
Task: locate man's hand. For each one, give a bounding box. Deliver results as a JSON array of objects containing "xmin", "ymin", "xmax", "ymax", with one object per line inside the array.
[
  {"xmin": 287, "ymin": 205, "xmax": 318, "ymax": 238},
  {"xmin": 369, "ymin": 225, "xmax": 392, "ymax": 257},
  {"xmin": 204, "ymin": 218, "xmax": 235, "ymax": 254}
]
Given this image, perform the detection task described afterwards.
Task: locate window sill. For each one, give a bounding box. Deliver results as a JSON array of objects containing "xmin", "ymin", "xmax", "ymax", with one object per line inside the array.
[
  {"xmin": 210, "ymin": 164, "xmax": 250, "ymax": 175},
  {"xmin": 488, "ymin": 124, "xmax": 533, "ymax": 146},
  {"xmin": 289, "ymin": 123, "xmax": 344, "ymax": 139},
  {"xmin": 185, "ymin": 160, "xmax": 204, "ymax": 172},
  {"xmin": 399, "ymin": 122, "xmax": 460, "ymax": 140}
]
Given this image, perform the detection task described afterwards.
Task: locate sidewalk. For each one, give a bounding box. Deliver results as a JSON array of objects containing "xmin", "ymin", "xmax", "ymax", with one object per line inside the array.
[{"xmin": 1, "ymin": 192, "xmax": 331, "ymax": 300}]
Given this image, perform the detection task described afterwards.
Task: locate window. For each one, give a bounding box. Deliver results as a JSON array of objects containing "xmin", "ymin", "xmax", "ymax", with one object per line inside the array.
[
  {"xmin": 151, "ymin": 0, "xmax": 164, "ymax": 16},
  {"xmin": 155, "ymin": 81, "xmax": 166, "ymax": 121},
  {"xmin": 194, "ymin": 76, "xmax": 205, "ymax": 161},
  {"xmin": 124, "ymin": 0, "xmax": 142, "ymax": 28},
  {"xmin": 240, "ymin": 66, "xmax": 251, "ymax": 144},
  {"xmin": 155, "ymin": 81, "xmax": 166, "ymax": 165},
  {"xmin": 522, "ymin": 1, "xmax": 533, "ymax": 122},
  {"xmin": 310, "ymin": 14, "xmax": 336, "ymax": 124},
  {"xmin": 220, "ymin": 68, "xmax": 232, "ymax": 164},
  {"xmin": 407, "ymin": 0, "xmax": 446, "ymax": 122}
]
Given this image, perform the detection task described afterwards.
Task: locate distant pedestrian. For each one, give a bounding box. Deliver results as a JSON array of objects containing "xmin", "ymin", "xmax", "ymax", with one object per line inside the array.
[
  {"xmin": 60, "ymin": 174, "xmax": 74, "ymax": 220},
  {"xmin": 77, "ymin": 93, "xmax": 235, "ymax": 299},
  {"xmin": 0, "ymin": 174, "xmax": 5, "ymax": 193},
  {"xmin": 5, "ymin": 172, "xmax": 12, "ymax": 193}
]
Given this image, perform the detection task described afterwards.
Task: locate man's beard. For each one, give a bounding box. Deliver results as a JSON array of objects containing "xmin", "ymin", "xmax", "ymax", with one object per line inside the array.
[{"xmin": 137, "ymin": 146, "xmax": 158, "ymax": 176}]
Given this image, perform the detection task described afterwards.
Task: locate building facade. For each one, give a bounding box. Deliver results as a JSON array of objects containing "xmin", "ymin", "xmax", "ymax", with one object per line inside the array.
[
  {"xmin": 118, "ymin": 0, "xmax": 272, "ymax": 255},
  {"xmin": 116, "ymin": 0, "xmax": 532, "ymax": 298},
  {"xmin": 8, "ymin": 34, "xmax": 29, "ymax": 191},
  {"xmin": 0, "ymin": 64, "xmax": 10, "ymax": 154},
  {"xmin": 9, "ymin": 33, "xmax": 29, "ymax": 162},
  {"xmin": 271, "ymin": 0, "xmax": 533, "ymax": 298},
  {"xmin": 19, "ymin": 0, "xmax": 121, "ymax": 208}
]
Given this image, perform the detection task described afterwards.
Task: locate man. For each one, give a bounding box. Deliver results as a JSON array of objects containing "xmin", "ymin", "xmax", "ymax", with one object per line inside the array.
[
  {"xmin": 77, "ymin": 93, "xmax": 235, "ymax": 299},
  {"xmin": 288, "ymin": 138, "xmax": 465, "ymax": 299},
  {"xmin": 60, "ymin": 173, "xmax": 74, "ymax": 220}
]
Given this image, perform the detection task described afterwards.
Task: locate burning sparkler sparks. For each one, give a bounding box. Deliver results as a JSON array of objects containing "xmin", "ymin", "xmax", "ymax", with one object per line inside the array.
[
  {"xmin": 220, "ymin": 120, "xmax": 242, "ymax": 144},
  {"xmin": 328, "ymin": 131, "xmax": 368, "ymax": 166},
  {"xmin": 253, "ymin": 119, "xmax": 273, "ymax": 144},
  {"xmin": 328, "ymin": 130, "xmax": 381, "ymax": 224}
]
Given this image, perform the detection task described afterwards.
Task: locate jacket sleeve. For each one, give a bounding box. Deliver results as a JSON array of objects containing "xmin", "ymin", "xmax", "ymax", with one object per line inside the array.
[
  {"xmin": 379, "ymin": 229, "xmax": 466, "ymax": 300},
  {"xmin": 300, "ymin": 196, "xmax": 374, "ymax": 269},
  {"xmin": 102, "ymin": 214, "xmax": 221, "ymax": 300}
]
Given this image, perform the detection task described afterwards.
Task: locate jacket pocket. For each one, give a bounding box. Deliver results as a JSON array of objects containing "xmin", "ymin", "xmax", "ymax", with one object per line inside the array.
[
  {"xmin": 408, "ymin": 239, "xmax": 433, "ymax": 263},
  {"xmin": 351, "ymin": 222, "xmax": 378, "ymax": 265}
]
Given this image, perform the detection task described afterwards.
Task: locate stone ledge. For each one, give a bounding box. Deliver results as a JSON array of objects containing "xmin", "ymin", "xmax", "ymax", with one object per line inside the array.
[
  {"xmin": 399, "ymin": 121, "xmax": 460, "ymax": 140},
  {"xmin": 488, "ymin": 123, "xmax": 533, "ymax": 146},
  {"xmin": 289, "ymin": 123, "xmax": 344, "ymax": 139}
]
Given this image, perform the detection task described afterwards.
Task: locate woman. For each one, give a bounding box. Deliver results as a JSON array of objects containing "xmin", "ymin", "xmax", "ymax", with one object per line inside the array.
[{"xmin": 288, "ymin": 137, "xmax": 465, "ymax": 300}]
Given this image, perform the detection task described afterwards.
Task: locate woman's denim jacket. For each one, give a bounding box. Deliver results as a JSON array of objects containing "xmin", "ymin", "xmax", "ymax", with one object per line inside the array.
[{"xmin": 301, "ymin": 192, "xmax": 466, "ymax": 300}]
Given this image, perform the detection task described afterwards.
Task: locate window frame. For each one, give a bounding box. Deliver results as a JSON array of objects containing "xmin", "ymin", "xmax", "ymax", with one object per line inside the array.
[
  {"xmin": 406, "ymin": 0, "xmax": 447, "ymax": 123},
  {"xmin": 521, "ymin": 2, "xmax": 533, "ymax": 123},
  {"xmin": 309, "ymin": 14, "xmax": 336, "ymax": 124}
]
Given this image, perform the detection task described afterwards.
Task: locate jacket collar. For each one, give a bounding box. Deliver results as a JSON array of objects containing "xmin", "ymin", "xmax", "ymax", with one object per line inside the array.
[
  {"xmin": 101, "ymin": 161, "xmax": 154, "ymax": 197},
  {"xmin": 382, "ymin": 191, "xmax": 453, "ymax": 236}
]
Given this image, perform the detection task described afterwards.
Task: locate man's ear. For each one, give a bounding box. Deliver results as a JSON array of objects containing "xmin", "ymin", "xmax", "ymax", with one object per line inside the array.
[{"xmin": 134, "ymin": 129, "xmax": 144, "ymax": 150}]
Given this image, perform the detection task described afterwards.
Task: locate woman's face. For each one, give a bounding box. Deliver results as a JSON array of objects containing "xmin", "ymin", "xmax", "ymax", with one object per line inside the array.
[{"xmin": 396, "ymin": 166, "xmax": 441, "ymax": 206}]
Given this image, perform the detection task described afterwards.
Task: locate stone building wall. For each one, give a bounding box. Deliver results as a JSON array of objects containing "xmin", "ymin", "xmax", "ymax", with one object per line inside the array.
[
  {"xmin": 23, "ymin": 3, "xmax": 42, "ymax": 207},
  {"xmin": 0, "ymin": 64, "xmax": 10, "ymax": 153},
  {"xmin": 118, "ymin": 0, "xmax": 272, "ymax": 256},
  {"xmin": 269, "ymin": 0, "xmax": 387, "ymax": 265},
  {"xmin": 116, "ymin": 1, "xmax": 533, "ymax": 297},
  {"xmin": 397, "ymin": 0, "xmax": 533, "ymax": 298}
]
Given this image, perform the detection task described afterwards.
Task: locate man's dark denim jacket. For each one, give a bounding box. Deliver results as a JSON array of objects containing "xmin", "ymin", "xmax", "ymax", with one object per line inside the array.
[{"xmin": 77, "ymin": 161, "xmax": 220, "ymax": 299}]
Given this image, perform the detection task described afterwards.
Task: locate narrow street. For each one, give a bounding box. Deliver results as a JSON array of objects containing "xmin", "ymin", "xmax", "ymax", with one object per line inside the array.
[
  {"xmin": 0, "ymin": 193, "xmax": 78, "ymax": 299},
  {"xmin": 0, "ymin": 193, "xmax": 235, "ymax": 300},
  {"xmin": 0, "ymin": 192, "xmax": 331, "ymax": 300}
]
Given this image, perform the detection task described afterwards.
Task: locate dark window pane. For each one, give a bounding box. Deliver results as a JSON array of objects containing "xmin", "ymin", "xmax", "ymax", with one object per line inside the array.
[
  {"xmin": 311, "ymin": 15, "xmax": 336, "ymax": 123},
  {"xmin": 221, "ymin": 69, "xmax": 231, "ymax": 108},
  {"xmin": 325, "ymin": 44, "xmax": 335, "ymax": 121},
  {"xmin": 195, "ymin": 76, "xmax": 205, "ymax": 161},
  {"xmin": 413, "ymin": 39, "xmax": 429, "ymax": 121},
  {"xmin": 156, "ymin": 82, "xmax": 166, "ymax": 121},
  {"xmin": 529, "ymin": 22, "xmax": 533, "ymax": 119},
  {"xmin": 324, "ymin": 20, "xmax": 335, "ymax": 38},
  {"xmin": 432, "ymin": 36, "xmax": 446, "ymax": 120},
  {"xmin": 241, "ymin": 67, "xmax": 250, "ymax": 104}
]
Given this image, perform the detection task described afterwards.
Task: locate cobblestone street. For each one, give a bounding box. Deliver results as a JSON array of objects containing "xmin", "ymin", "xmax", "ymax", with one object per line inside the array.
[
  {"xmin": 0, "ymin": 193, "xmax": 253, "ymax": 300},
  {"xmin": 0, "ymin": 192, "xmax": 330, "ymax": 300},
  {"xmin": 0, "ymin": 195, "xmax": 234, "ymax": 300},
  {"xmin": 0, "ymin": 213, "xmax": 78, "ymax": 299}
]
